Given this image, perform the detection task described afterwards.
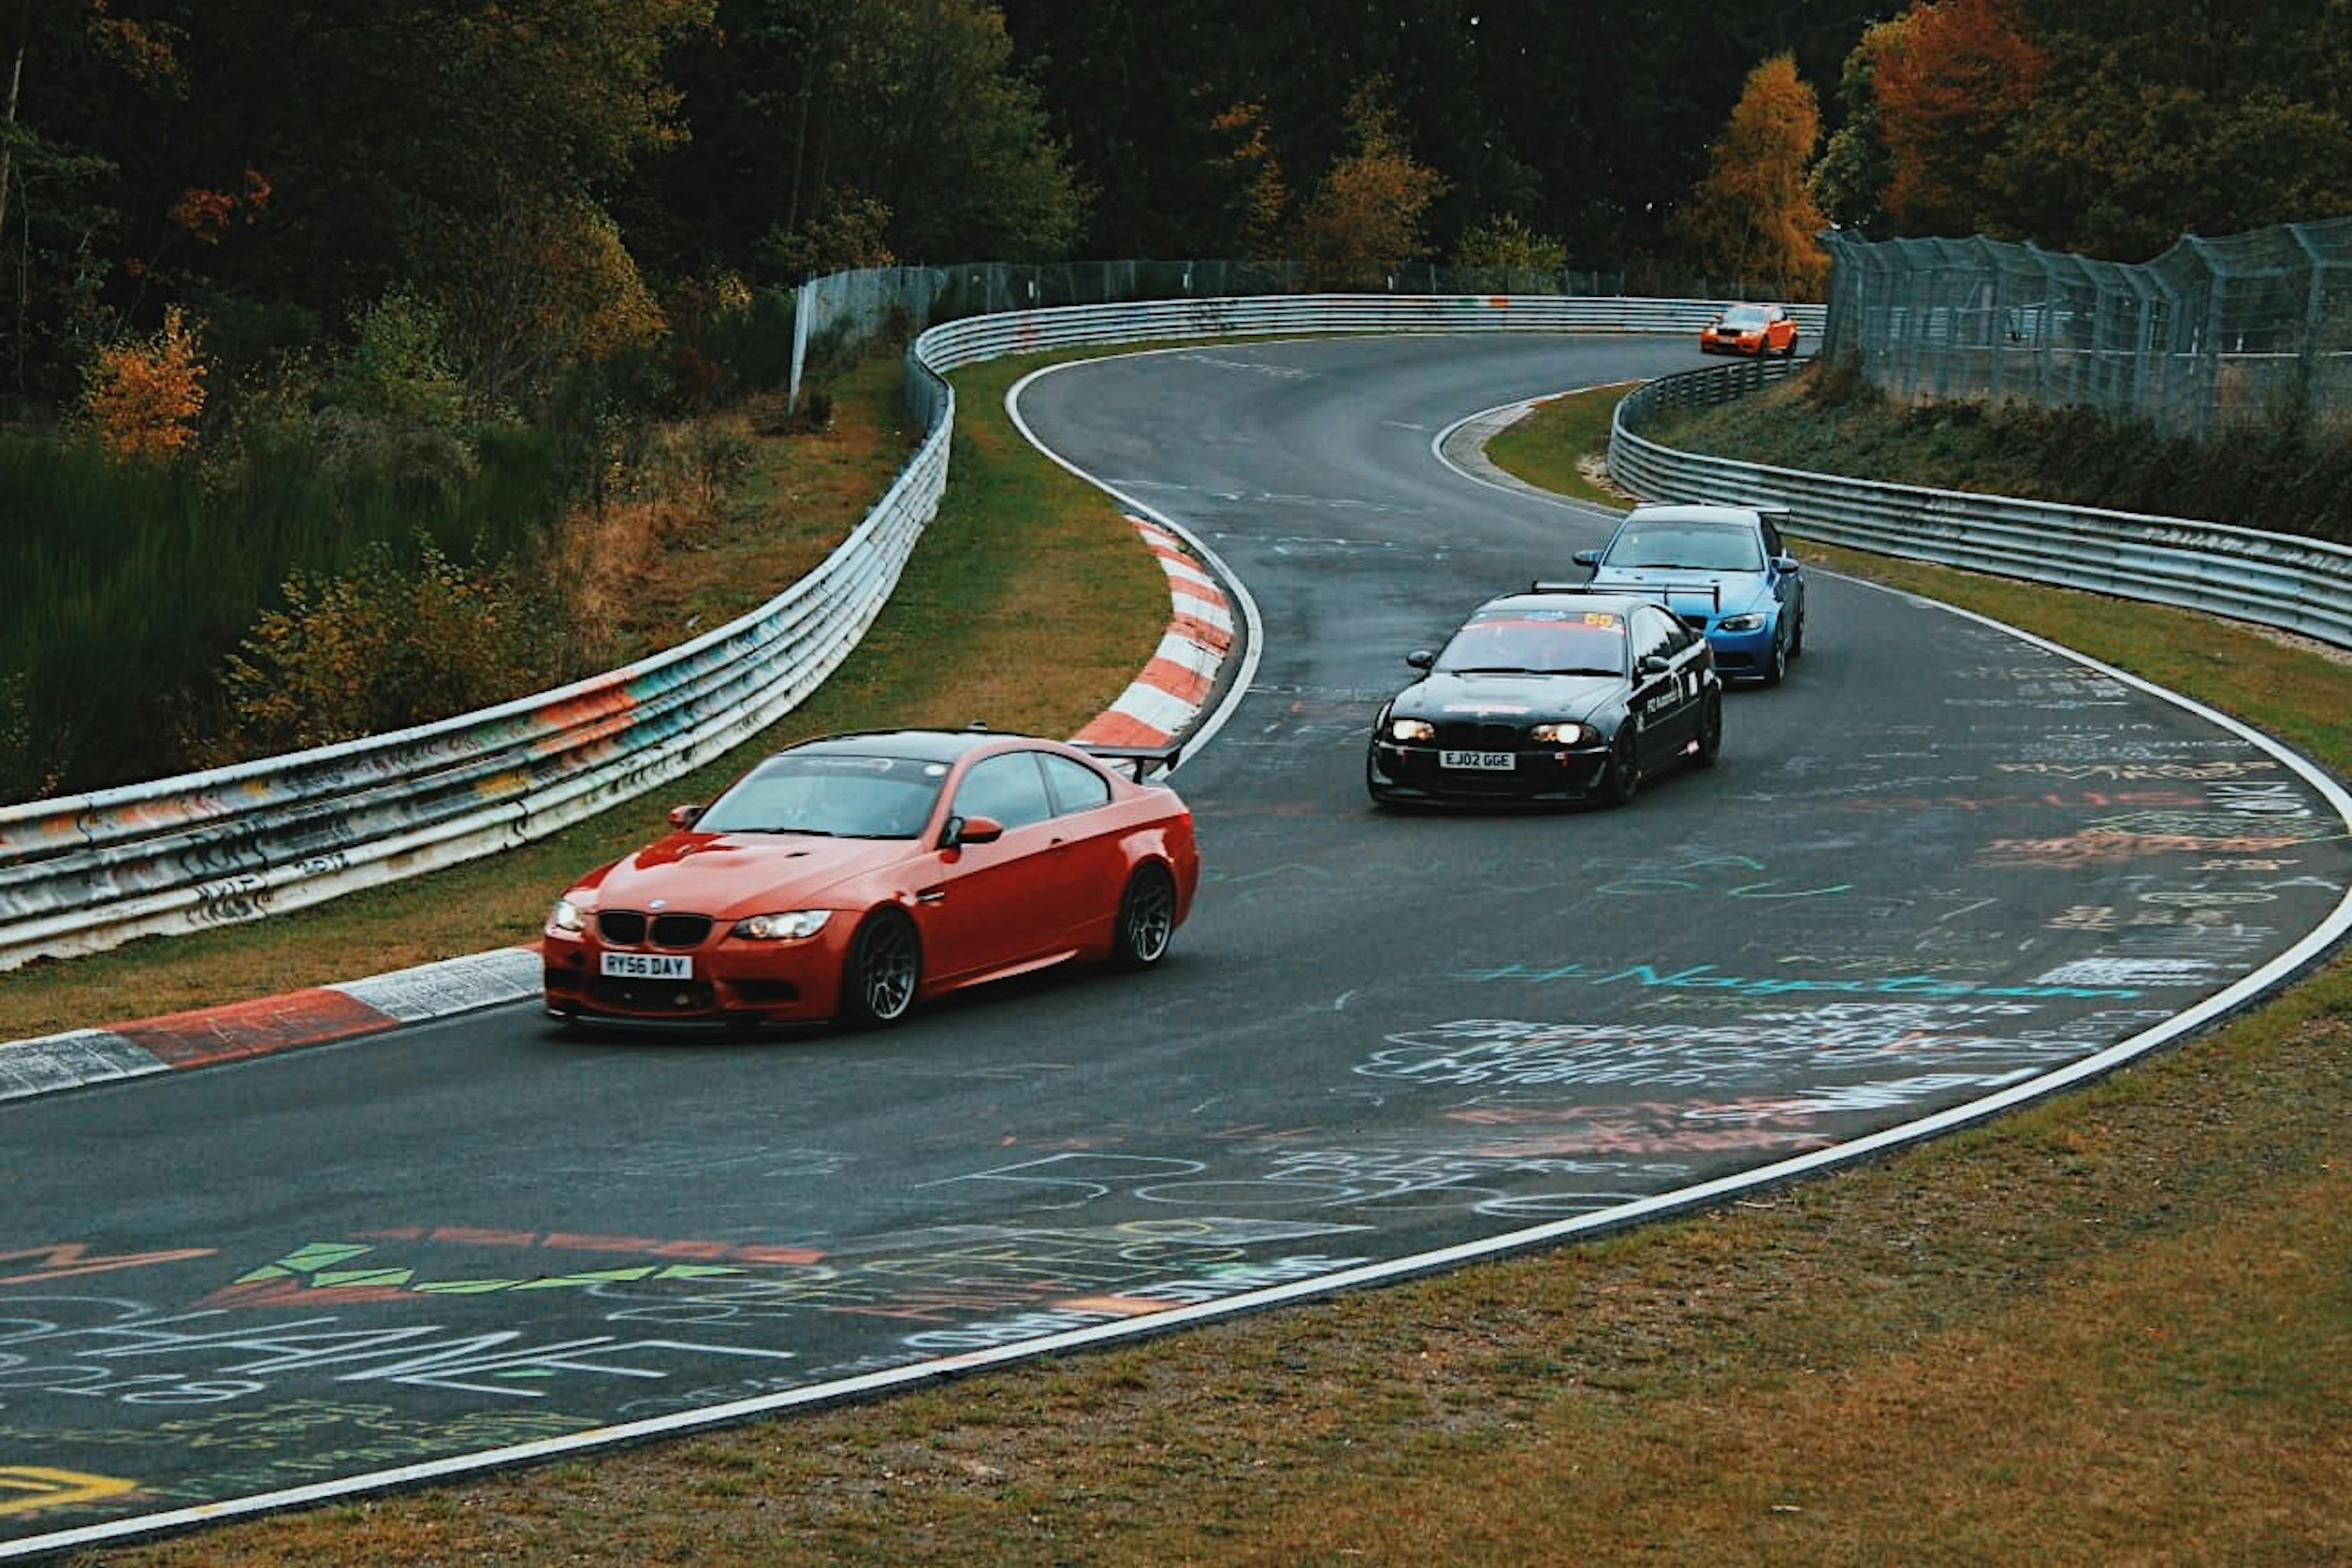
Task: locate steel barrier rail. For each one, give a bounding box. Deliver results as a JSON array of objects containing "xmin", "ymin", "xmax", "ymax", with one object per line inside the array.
[
  {"xmin": 0, "ymin": 292, "xmax": 1820, "ymax": 971},
  {"xmin": 1609, "ymin": 360, "xmax": 2352, "ymax": 652}
]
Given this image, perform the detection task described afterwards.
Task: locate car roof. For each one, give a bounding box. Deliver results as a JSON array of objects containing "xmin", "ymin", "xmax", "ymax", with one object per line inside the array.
[
  {"xmin": 1482, "ymin": 586, "xmax": 1670, "ymax": 619},
  {"xmin": 783, "ymin": 726, "xmax": 1037, "ymax": 764},
  {"xmin": 1620, "ymin": 502, "xmax": 1783, "ymax": 530}
]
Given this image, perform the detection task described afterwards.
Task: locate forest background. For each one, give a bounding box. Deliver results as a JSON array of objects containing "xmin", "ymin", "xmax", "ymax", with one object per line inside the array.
[{"xmin": 3, "ymin": 0, "xmax": 2349, "ymax": 802}]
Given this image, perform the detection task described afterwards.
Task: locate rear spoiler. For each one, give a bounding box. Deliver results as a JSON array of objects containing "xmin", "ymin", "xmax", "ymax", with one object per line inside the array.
[
  {"xmin": 1531, "ymin": 579, "xmax": 1723, "ymax": 612},
  {"xmin": 1075, "ymin": 739, "xmax": 1186, "ymax": 783}
]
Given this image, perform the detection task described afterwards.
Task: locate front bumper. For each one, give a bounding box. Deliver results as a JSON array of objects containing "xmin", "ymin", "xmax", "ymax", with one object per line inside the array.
[
  {"xmin": 541, "ymin": 921, "xmax": 856, "ymax": 1026},
  {"xmin": 1368, "ymin": 741, "xmax": 1612, "ymax": 803},
  {"xmin": 1700, "ymin": 621, "xmax": 1777, "ymax": 679}
]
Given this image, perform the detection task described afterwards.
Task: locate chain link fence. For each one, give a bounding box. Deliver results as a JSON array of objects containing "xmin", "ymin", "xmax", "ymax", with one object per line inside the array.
[{"xmin": 1820, "ymin": 217, "xmax": 2352, "ymax": 440}]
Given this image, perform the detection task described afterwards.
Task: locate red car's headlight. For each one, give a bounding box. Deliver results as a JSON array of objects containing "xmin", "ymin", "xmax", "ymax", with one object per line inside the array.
[{"xmin": 732, "ymin": 910, "xmax": 833, "ymax": 941}]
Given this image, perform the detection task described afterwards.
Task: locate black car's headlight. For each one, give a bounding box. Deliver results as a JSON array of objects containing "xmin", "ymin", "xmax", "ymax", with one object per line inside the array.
[
  {"xmin": 548, "ymin": 897, "xmax": 587, "ymax": 935},
  {"xmin": 1529, "ymin": 721, "xmax": 1594, "ymax": 745},
  {"xmin": 732, "ymin": 910, "xmax": 834, "ymax": 941},
  {"xmin": 1717, "ymin": 612, "xmax": 1767, "ymax": 632},
  {"xmin": 1387, "ymin": 717, "xmax": 1437, "ymax": 743}
]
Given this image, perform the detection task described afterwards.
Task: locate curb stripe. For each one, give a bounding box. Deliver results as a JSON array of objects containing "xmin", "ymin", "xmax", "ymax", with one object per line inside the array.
[{"xmin": 1073, "ymin": 516, "xmax": 1237, "ymax": 751}]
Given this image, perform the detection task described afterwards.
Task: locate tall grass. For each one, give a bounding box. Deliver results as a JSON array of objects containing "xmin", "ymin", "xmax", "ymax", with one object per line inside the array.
[{"xmin": 0, "ymin": 417, "xmax": 580, "ymax": 801}]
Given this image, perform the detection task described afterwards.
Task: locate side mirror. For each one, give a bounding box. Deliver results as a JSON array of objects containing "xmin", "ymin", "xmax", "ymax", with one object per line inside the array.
[
  {"xmin": 668, "ymin": 804, "xmax": 705, "ymax": 829},
  {"xmin": 943, "ymin": 813, "xmax": 1004, "ymax": 849},
  {"xmin": 1572, "ymin": 548, "xmax": 1601, "ymax": 567},
  {"xmin": 1775, "ymin": 555, "xmax": 1800, "ymax": 574},
  {"xmin": 1406, "ymin": 650, "xmax": 1436, "ymax": 671},
  {"xmin": 1638, "ymin": 654, "xmax": 1671, "ymax": 677}
]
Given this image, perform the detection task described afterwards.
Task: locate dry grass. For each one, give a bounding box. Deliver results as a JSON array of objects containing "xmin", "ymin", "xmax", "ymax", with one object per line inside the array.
[{"xmin": 41, "ymin": 372, "xmax": 2352, "ymax": 1567}]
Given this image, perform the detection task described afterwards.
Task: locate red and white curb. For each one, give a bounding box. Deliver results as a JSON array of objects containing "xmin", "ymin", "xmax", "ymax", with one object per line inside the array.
[
  {"xmin": 1072, "ymin": 517, "xmax": 1236, "ymax": 750},
  {"xmin": 0, "ymin": 948, "xmax": 542, "ymax": 1102},
  {"xmin": 1, "ymin": 516, "xmax": 1241, "ymax": 1104}
]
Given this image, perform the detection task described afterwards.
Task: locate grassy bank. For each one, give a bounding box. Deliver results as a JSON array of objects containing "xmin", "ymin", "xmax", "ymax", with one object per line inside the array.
[{"xmin": 58, "ymin": 363, "xmax": 2352, "ymax": 1567}]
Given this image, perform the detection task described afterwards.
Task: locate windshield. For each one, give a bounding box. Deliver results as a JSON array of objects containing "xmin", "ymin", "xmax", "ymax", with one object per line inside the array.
[
  {"xmin": 1437, "ymin": 611, "xmax": 1627, "ymax": 676},
  {"xmin": 1600, "ymin": 521, "xmax": 1765, "ymax": 572},
  {"xmin": 693, "ymin": 752, "xmax": 949, "ymax": 839},
  {"xmin": 1721, "ymin": 305, "xmax": 1771, "ymax": 328}
]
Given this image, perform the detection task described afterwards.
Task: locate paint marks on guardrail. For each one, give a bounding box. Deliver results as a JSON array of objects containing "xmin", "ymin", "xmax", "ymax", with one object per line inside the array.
[
  {"xmin": 0, "ymin": 948, "xmax": 540, "ymax": 1101},
  {"xmin": 1073, "ymin": 516, "xmax": 1235, "ymax": 750}
]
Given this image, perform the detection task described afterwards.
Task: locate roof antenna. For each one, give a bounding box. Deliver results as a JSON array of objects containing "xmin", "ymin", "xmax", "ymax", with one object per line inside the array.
[{"xmin": 967, "ymin": 719, "xmax": 990, "ymax": 730}]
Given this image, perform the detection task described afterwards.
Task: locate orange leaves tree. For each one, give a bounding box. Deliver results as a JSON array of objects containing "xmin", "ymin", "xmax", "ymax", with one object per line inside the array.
[
  {"xmin": 1290, "ymin": 77, "xmax": 1447, "ymax": 291},
  {"xmin": 1867, "ymin": 0, "xmax": 2048, "ymax": 238},
  {"xmin": 82, "ymin": 305, "xmax": 206, "ymax": 460},
  {"xmin": 1676, "ymin": 54, "xmax": 1830, "ymax": 300}
]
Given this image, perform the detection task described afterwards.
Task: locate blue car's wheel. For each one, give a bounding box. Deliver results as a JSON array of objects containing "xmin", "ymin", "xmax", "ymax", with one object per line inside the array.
[{"xmin": 1762, "ymin": 630, "xmax": 1788, "ymax": 687}]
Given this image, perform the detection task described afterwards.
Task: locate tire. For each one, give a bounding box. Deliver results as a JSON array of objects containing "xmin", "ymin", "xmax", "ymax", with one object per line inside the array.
[
  {"xmin": 1110, "ymin": 863, "xmax": 1178, "ymax": 971},
  {"xmin": 1790, "ymin": 607, "xmax": 1806, "ymax": 658},
  {"xmin": 837, "ymin": 909, "xmax": 919, "ymax": 1029},
  {"xmin": 1762, "ymin": 631, "xmax": 1788, "ymax": 687},
  {"xmin": 1599, "ymin": 729, "xmax": 1640, "ymax": 807},
  {"xmin": 1693, "ymin": 692, "xmax": 1723, "ymax": 768}
]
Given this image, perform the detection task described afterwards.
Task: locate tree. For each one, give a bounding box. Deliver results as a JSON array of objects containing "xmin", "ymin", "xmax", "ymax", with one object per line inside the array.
[
  {"xmin": 1289, "ymin": 75, "xmax": 1447, "ymax": 291},
  {"xmin": 84, "ymin": 302, "xmax": 203, "ymax": 459},
  {"xmin": 1870, "ymin": 0, "xmax": 2048, "ymax": 238},
  {"xmin": 1676, "ymin": 54, "xmax": 1829, "ymax": 298},
  {"xmin": 1811, "ymin": 16, "xmax": 1904, "ymax": 233},
  {"xmin": 1454, "ymin": 214, "xmax": 1568, "ymax": 275},
  {"xmin": 1210, "ymin": 101, "xmax": 1288, "ymax": 261}
]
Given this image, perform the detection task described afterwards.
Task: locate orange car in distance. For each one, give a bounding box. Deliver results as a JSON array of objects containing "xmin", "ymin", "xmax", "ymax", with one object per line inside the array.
[{"xmin": 1699, "ymin": 302, "xmax": 1799, "ymax": 358}]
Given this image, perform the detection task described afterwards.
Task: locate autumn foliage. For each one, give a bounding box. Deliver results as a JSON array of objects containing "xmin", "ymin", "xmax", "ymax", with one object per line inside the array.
[
  {"xmin": 83, "ymin": 305, "xmax": 206, "ymax": 460},
  {"xmin": 1869, "ymin": 0, "xmax": 2048, "ymax": 236},
  {"xmin": 1677, "ymin": 55, "xmax": 1831, "ymax": 300},
  {"xmin": 1290, "ymin": 77, "xmax": 1447, "ymax": 291}
]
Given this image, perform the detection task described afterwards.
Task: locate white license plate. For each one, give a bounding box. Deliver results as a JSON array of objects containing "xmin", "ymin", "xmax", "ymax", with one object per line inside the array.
[
  {"xmin": 601, "ymin": 952, "xmax": 693, "ymax": 981},
  {"xmin": 1440, "ymin": 749, "xmax": 1516, "ymax": 771}
]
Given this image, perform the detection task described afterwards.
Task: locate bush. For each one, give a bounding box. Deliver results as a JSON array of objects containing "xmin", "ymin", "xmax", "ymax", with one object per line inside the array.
[{"xmin": 204, "ymin": 535, "xmax": 573, "ymax": 761}]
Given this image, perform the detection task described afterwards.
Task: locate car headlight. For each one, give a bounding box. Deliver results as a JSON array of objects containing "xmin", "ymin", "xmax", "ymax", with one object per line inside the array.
[
  {"xmin": 548, "ymin": 897, "xmax": 587, "ymax": 935},
  {"xmin": 1529, "ymin": 721, "xmax": 1592, "ymax": 745},
  {"xmin": 1717, "ymin": 613, "xmax": 1767, "ymax": 632},
  {"xmin": 1388, "ymin": 717, "xmax": 1437, "ymax": 743},
  {"xmin": 731, "ymin": 909, "xmax": 833, "ymax": 941}
]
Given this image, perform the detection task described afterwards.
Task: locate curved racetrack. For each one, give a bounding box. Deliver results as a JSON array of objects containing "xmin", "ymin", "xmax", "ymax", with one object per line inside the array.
[{"xmin": 6, "ymin": 334, "xmax": 2349, "ymax": 1558}]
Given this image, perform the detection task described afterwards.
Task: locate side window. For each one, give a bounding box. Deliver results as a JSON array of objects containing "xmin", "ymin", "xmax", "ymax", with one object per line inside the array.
[
  {"xmin": 1636, "ymin": 606, "xmax": 1680, "ymax": 664},
  {"xmin": 953, "ymin": 752, "xmax": 1054, "ymax": 831},
  {"xmin": 1039, "ymin": 753, "xmax": 1113, "ymax": 817},
  {"xmin": 1758, "ymin": 518, "xmax": 1785, "ymax": 558}
]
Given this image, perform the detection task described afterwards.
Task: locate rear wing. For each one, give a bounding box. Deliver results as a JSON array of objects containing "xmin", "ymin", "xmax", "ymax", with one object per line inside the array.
[
  {"xmin": 1075, "ymin": 739, "xmax": 1186, "ymax": 783},
  {"xmin": 1531, "ymin": 578, "xmax": 1722, "ymax": 613}
]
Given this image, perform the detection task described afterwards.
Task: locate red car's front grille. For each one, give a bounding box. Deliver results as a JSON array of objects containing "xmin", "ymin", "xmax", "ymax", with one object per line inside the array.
[{"xmin": 595, "ymin": 911, "xmax": 713, "ymax": 948}]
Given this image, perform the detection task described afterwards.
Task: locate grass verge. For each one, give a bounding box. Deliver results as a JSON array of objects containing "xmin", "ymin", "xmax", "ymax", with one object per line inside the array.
[{"xmin": 56, "ymin": 369, "xmax": 2352, "ymax": 1567}]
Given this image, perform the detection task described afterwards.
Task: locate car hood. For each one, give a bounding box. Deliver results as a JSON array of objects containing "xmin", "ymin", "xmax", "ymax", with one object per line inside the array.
[
  {"xmin": 1587, "ymin": 567, "xmax": 1773, "ymax": 617},
  {"xmin": 578, "ymin": 831, "xmax": 916, "ymax": 915},
  {"xmin": 1392, "ymin": 671, "xmax": 1620, "ymax": 723}
]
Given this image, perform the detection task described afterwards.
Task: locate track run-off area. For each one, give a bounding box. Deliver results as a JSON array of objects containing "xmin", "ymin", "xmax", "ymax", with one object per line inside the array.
[{"xmin": 4, "ymin": 333, "xmax": 2349, "ymax": 1558}]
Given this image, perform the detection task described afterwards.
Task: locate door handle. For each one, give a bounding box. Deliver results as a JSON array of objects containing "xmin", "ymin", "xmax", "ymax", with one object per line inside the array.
[{"xmin": 916, "ymin": 887, "xmax": 946, "ymax": 905}]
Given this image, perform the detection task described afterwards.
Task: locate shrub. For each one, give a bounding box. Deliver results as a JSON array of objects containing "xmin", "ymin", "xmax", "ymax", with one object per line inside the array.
[{"xmin": 207, "ymin": 535, "xmax": 572, "ymax": 760}]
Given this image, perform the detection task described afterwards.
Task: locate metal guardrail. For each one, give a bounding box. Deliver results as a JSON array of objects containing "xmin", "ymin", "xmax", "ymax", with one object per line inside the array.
[
  {"xmin": 1, "ymin": 292, "xmax": 1787, "ymax": 970},
  {"xmin": 1609, "ymin": 359, "xmax": 2352, "ymax": 652}
]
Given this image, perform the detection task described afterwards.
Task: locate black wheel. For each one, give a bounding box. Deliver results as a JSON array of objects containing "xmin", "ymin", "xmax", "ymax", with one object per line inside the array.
[
  {"xmin": 1111, "ymin": 863, "xmax": 1178, "ymax": 971},
  {"xmin": 1599, "ymin": 729, "xmax": 1640, "ymax": 807},
  {"xmin": 1762, "ymin": 631, "xmax": 1788, "ymax": 687},
  {"xmin": 1789, "ymin": 608, "xmax": 1806, "ymax": 658},
  {"xmin": 1693, "ymin": 692, "xmax": 1723, "ymax": 768},
  {"xmin": 837, "ymin": 909, "xmax": 919, "ymax": 1029}
]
